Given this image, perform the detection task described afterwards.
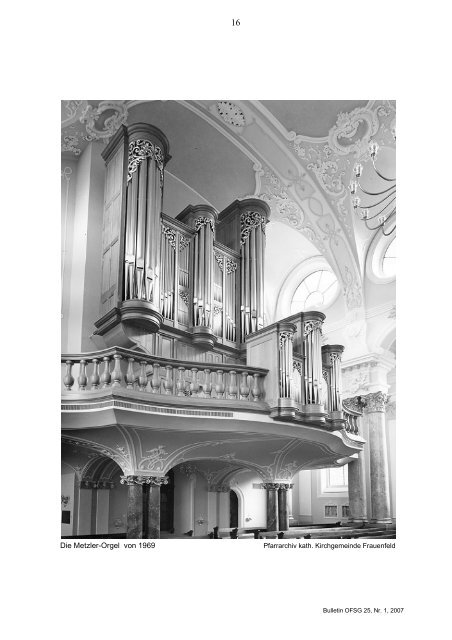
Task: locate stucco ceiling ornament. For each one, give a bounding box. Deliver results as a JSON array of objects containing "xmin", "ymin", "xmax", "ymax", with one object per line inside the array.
[
  {"xmin": 216, "ymin": 101, "xmax": 246, "ymax": 127},
  {"xmin": 62, "ymin": 133, "xmax": 82, "ymax": 156},
  {"xmin": 62, "ymin": 437, "xmax": 132, "ymax": 474},
  {"xmin": 277, "ymin": 461, "xmax": 299, "ymax": 480},
  {"xmin": 343, "ymin": 265, "xmax": 363, "ymax": 309},
  {"xmin": 61, "ymin": 100, "xmax": 87, "ymax": 127},
  {"xmin": 139, "ymin": 445, "xmax": 168, "ymax": 472},
  {"xmin": 328, "ymin": 107, "xmax": 380, "ymax": 157},
  {"xmin": 256, "ymin": 167, "xmax": 325, "ymax": 254},
  {"xmin": 80, "ymin": 101, "xmax": 128, "ymax": 141}
]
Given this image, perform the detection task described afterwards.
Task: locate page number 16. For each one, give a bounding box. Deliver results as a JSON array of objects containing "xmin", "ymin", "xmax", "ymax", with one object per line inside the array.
[{"xmin": 232, "ymin": 19, "xmax": 240, "ymax": 26}]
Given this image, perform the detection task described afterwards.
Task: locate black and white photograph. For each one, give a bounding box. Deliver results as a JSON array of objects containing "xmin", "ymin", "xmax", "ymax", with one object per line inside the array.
[
  {"xmin": 3, "ymin": 2, "xmax": 450, "ymax": 637},
  {"xmin": 60, "ymin": 100, "xmax": 397, "ymax": 542}
]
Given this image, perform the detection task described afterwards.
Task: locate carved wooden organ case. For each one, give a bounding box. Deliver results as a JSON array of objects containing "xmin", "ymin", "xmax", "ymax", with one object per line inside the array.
[{"xmin": 94, "ymin": 123, "xmax": 270, "ymax": 363}]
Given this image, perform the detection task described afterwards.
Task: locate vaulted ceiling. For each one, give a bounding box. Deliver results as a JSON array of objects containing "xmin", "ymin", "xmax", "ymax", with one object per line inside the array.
[{"xmin": 61, "ymin": 99, "xmax": 396, "ymax": 318}]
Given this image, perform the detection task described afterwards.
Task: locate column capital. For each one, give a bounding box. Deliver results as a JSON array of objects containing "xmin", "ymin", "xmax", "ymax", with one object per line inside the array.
[
  {"xmin": 342, "ymin": 351, "xmax": 395, "ymax": 397},
  {"xmin": 120, "ymin": 475, "xmax": 169, "ymax": 486},
  {"xmin": 277, "ymin": 483, "xmax": 294, "ymax": 491},
  {"xmin": 362, "ymin": 391, "xmax": 388, "ymax": 413},
  {"xmin": 262, "ymin": 482, "xmax": 281, "ymax": 490}
]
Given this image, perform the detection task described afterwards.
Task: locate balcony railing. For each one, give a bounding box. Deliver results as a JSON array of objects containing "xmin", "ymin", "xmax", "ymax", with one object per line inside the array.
[{"xmin": 61, "ymin": 347, "xmax": 267, "ymax": 403}]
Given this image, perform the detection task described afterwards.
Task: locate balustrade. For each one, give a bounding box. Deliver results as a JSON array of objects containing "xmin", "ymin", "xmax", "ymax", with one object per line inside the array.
[{"xmin": 61, "ymin": 348, "xmax": 266, "ymax": 404}]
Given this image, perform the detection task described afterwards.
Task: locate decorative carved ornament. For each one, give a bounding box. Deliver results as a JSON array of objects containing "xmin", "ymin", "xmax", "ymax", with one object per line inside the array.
[
  {"xmin": 361, "ymin": 391, "xmax": 388, "ymax": 413},
  {"xmin": 225, "ymin": 258, "xmax": 237, "ymax": 274},
  {"xmin": 179, "ymin": 290, "xmax": 189, "ymax": 306},
  {"xmin": 162, "ymin": 225, "xmax": 176, "ymax": 249},
  {"xmin": 262, "ymin": 483, "xmax": 281, "ymax": 490},
  {"xmin": 303, "ymin": 320, "xmax": 323, "ymax": 337},
  {"xmin": 216, "ymin": 101, "xmax": 246, "ymax": 127},
  {"xmin": 61, "ymin": 495, "xmax": 70, "ymax": 508},
  {"xmin": 127, "ymin": 139, "xmax": 164, "ymax": 183},
  {"xmin": 214, "ymin": 251, "xmax": 224, "ymax": 270},
  {"xmin": 293, "ymin": 361, "xmax": 302, "ymax": 374},
  {"xmin": 194, "ymin": 217, "xmax": 215, "ymax": 233},
  {"xmin": 80, "ymin": 101, "xmax": 128, "ymax": 140},
  {"xmin": 240, "ymin": 211, "xmax": 266, "ymax": 245},
  {"xmin": 342, "ymin": 396, "xmax": 364, "ymax": 415},
  {"xmin": 329, "ymin": 352, "xmax": 342, "ymax": 365},
  {"xmin": 179, "ymin": 236, "xmax": 190, "ymax": 252},
  {"xmin": 120, "ymin": 475, "xmax": 169, "ymax": 486},
  {"xmin": 279, "ymin": 331, "xmax": 294, "ymax": 347},
  {"xmin": 208, "ymin": 484, "xmax": 231, "ymax": 493}
]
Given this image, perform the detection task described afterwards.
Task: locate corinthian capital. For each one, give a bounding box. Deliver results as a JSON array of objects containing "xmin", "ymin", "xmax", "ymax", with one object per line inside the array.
[
  {"xmin": 262, "ymin": 482, "xmax": 280, "ymax": 490},
  {"xmin": 120, "ymin": 475, "xmax": 169, "ymax": 486},
  {"xmin": 361, "ymin": 391, "xmax": 388, "ymax": 413}
]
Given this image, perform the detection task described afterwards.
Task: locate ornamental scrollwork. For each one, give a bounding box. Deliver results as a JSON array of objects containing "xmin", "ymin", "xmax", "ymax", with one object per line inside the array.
[
  {"xmin": 240, "ymin": 211, "xmax": 267, "ymax": 245},
  {"xmin": 179, "ymin": 236, "xmax": 190, "ymax": 252},
  {"xmin": 262, "ymin": 483, "xmax": 281, "ymax": 490},
  {"xmin": 361, "ymin": 391, "xmax": 388, "ymax": 413},
  {"xmin": 225, "ymin": 258, "xmax": 237, "ymax": 274},
  {"xmin": 127, "ymin": 139, "xmax": 164, "ymax": 184},
  {"xmin": 162, "ymin": 225, "xmax": 176, "ymax": 249},
  {"xmin": 194, "ymin": 217, "xmax": 215, "ymax": 234},
  {"xmin": 279, "ymin": 331, "xmax": 294, "ymax": 347},
  {"xmin": 342, "ymin": 396, "xmax": 364, "ymax": 415},
  {"xmin": 303, "ymin": 320, "xmax": 324, "ymax": 337},
  {"xmin": 80, "ymin": 101, "xmax": 128, "ymax": 141},
  {"xmin": 293, "ymin": 361, "xmax": 302, "ymax": 374},
  {"xmin": 120, "ymin": 475, "xmax": 169, "ymax": 486},
  {"xmin": 213, "ymin": 305, "xmax": 222, "ymax": 316},
  {"xmin": 179, "ymin": 290, "xmax": 189, "ymax": 306},
  {"xmin": 214, "ymin": 251, "xmax": 224, "ymax": 270}
]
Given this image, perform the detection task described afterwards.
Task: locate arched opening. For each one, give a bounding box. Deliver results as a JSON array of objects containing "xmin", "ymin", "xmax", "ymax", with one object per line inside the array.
[{"xmin": 229, "ymin": 489, "xmax": 239, "ymax": 527}]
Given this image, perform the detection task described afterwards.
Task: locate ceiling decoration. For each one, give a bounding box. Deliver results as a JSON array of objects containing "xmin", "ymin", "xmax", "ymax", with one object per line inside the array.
[
  {"xmin": 61, "ymin": 100, "xmax": 128, "ymax": 157},
  {"xmin": 216, "ymin": 101, "xmax": 246, "ymax": 127}
]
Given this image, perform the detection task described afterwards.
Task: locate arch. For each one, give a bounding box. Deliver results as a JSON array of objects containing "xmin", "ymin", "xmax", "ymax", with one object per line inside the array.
[{"xmin": 365, "ymin": 226, "xmax": 396, "ymax": 284}]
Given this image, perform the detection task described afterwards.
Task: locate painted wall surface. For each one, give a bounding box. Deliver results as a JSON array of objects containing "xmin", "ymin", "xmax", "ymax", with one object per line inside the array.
[
  {"xmin": 310, "ymin": 469, "xmax": 350, "ymax": 523},
  {"xmin": 292, "ymin": 470, "xmax": 313, "ymax": 524},
  {"xmin": 61, "ymin": 160, "xmax": 78, "ymax": 352},
  {"xmin": 173, "ymin": 469, "xmax": 194, "ymax": 535},
  {"xmin": 96, "ymin": 491, "xmax": 110, "ymax": 534},
  {"xmin": 77, "ymin": 488, "xmax": 93, "ymax": 535},
  {"xmin": 163, "ymin": 171, "xmax": 212, "ymax": 216},
  {"xmin": 61, "ymin": 468, "xmax": 76, "ymax": 536},
  {"xmin": 231, "ymin": 471, "xmax": 266, "ymax": 529}
]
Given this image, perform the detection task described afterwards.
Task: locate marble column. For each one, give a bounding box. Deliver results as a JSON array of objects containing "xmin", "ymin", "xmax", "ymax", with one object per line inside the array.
[
  {"xmin": 278, "ymin": 484, "xmax": 293, "ymax": 531},
  {"xmin": 121, "ymin": 476, "xmax": 145, "ymax": 539},
  {"xmin": 120, "ymin": 475, "xmax": 168, "ymax": 538},
  {"xmin": 263, "ymin": 483, "xmax": 279, "ymax": 531},
  {"xmin": 147, "ymin": 477, "xmax": 168, "ymax": 539},
  {"xmin": 362, "ymin": 392, "xmax": 392, "ymax": 524}
]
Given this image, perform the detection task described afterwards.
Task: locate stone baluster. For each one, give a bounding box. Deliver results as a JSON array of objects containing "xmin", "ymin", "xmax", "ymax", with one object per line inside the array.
[
  {"xmin": 163, "ymin": 365, "xmax": 173, "ymax": 395},
  {"xmin": 126, "ymin": 357, "xmax": 135, "ymax": 389},
  {"xmin": 111, "ymin": 354, "xmax": 123, "ymax": 388},
  {"xmin": 239, "ymin": 371, "xmax": 250, "ymax": 400},
  {"xmin": 203, "ymin": 368, "xmax": 212, "ymax": 398},
  {"xmin": 251, "ymin": 373, "xmax": 261, "ymax": 402},
  {"xmin": 63, "ymin": 360, "xmax": 74, "ymax": 391},
  {"xmin": 77, "ymin": 359, "xmax": 87, "ymax": 390},
  {"xmin": 215, "ymin": 370, "xmax": 225, "ymax": 399},
  {"xmin": 176, "ymin": 367, "xmax": 186, "ymax": 396},
  {"xmin": 100, "ymin": 356, "xmax": 111, "ymax": 388},
  {"xmin": 151, "ymin": 363, "xmax": 161, "ymax": 394},
  {"xmin": 138, "ymin": 360, "xmax": 148, "ymax": 391},
  {"xmin": 190, "ymin": 368, "xmax": 200, "ymax": 396},
  {"xmin": 90, "ymin": 358, "xmax": 100, "ymax": 389},
  {"xmin": 228, "ymin": 370, "xmax": 238, "ymax": 399}
]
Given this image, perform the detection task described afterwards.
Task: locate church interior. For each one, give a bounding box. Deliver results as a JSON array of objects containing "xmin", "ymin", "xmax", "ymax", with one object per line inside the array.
[{"xmin": 61, "ymin": 99, "xmax": 396, "ymax": 540}]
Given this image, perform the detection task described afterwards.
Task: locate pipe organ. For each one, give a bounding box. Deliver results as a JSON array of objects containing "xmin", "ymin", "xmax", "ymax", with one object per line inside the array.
[{"xmin": 95, "ymin": 123, "xmax": 270, "ymax": 357}]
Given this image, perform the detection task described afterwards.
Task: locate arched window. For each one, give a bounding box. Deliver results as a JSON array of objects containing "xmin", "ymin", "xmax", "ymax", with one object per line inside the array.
[
  {"xmin": 290, "ymin": 269, "xmax": 339, "ymax": 314},
  {"xmin": 382, "ymin": 237, "xmax": 396, "ymax": 277}
]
